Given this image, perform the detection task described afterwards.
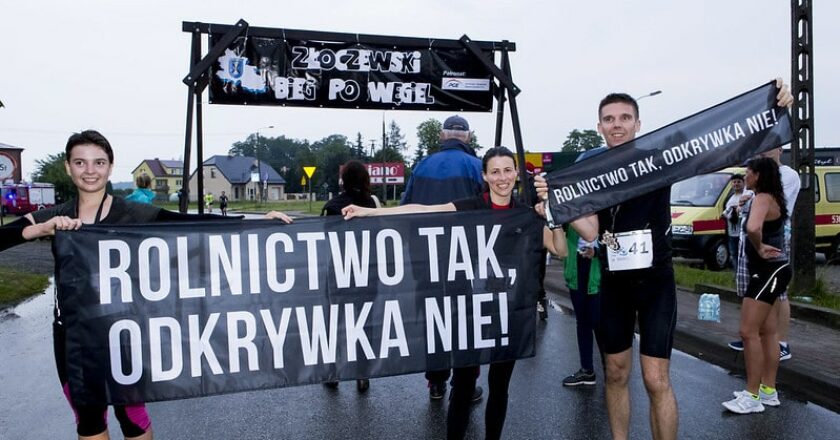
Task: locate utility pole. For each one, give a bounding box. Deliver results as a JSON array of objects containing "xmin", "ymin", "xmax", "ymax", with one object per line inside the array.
[
  {"xmin": 790, "ymin": 0, "xmax": 816, "ymax": 293},
  {"xmin": 254, "ymin": 125, "xmax": 274, "ymax": 203},
  {"xmin": 381, "ymin": 115, "xmax": 388, "ymax": 204}
]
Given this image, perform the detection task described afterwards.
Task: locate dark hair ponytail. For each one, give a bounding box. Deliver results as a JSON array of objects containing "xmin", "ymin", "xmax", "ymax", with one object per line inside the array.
[{"xmin": 746, "ymin": 157, "xmax": 787, "ymax": 221}]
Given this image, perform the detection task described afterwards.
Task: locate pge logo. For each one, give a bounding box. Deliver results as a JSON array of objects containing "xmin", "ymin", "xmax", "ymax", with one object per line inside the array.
[{"xmin": 445, "ymin": 79, "xmax": 462, "ymax": 89}]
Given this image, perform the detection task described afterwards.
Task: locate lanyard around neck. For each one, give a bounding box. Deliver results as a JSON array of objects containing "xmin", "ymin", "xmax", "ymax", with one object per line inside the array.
[{"xmin": 75, "ymin": 192, "xmax": 109, "ymax": 225}]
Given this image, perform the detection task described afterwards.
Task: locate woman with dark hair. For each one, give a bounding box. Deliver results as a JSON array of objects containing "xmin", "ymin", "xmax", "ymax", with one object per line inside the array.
[
  {"xmin": 321, "ymin": 160, "xmax": 377, "ymax": 216},
  {"xmin": 342, "ymin": 146, "xmax": 567, "ymax": 440},
  {"xmin": 0, "ymin": 130, "xmax": 292, "ymax": 440},
  {"xmin": 722, "ymin": 156, "xmax": 791, "ymax": 414},
  {"xmin": 319, "ymin": 160, "xmax": 375, "ymax": 392}
]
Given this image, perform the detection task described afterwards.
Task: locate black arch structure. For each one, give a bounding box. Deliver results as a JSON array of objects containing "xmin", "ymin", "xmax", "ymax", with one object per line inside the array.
[{"xmin": 179, "ymin": 19, "xmax": 524, "ymax": 213}]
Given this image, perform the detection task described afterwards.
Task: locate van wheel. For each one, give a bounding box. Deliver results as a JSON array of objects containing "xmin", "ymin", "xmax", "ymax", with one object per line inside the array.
[{"xmin": 704, "ymin": 239, "xmax": 729, "ymax": 271}]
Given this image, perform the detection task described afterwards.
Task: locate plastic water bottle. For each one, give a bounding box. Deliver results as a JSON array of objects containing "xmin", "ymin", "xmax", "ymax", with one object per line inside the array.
[{"xmin": 698, "ymin": 293, "xmax": 720, "ymax": 322}]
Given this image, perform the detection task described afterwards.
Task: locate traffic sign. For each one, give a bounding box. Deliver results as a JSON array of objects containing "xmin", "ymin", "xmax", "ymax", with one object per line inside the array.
[{"xmin": 303, "ymin": 166, "xmax": 317, "ymax": 178}]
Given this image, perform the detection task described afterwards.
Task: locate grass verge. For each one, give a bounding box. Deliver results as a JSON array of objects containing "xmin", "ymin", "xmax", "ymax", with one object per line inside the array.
[
  {"xmin": 805, "ymin": 275, "xmax": 840, "ymax": 309},
  {"xmin": 0, "ymin": 268, "xmax": 50, "ymax": 307},
  {"xmin": 673, "ymin": 263, "xmax": 735, "ymax": 290},
  {"xmin": 675, "ymin": 262, "xmax": 839, "ymax": 311}
]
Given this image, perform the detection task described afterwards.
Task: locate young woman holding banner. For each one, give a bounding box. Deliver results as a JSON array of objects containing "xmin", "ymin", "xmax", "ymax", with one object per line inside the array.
[
  {"xmin": 342, "ymin": 146, "xmax": 567, "ymax": 440},
  {"xmin": 0, "ymin": 130, "xmax": 292, "ymax": 440}
]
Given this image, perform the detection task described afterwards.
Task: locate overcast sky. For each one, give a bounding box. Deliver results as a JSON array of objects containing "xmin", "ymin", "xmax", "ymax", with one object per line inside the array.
[{"xmin": 1, "ymin": 0, "xmax": 837, "ymax": 182}]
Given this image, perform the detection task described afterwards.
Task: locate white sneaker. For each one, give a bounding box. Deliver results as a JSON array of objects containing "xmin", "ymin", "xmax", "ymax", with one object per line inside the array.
[
  {"xmin": 759, "ymin": 389, "xmax": 780, "ymax": 407},
  {"xmin": 732, "ymin": 389, "xmax": 781, "ymax": 407},
  {"xmin": 723, "ymin": 391, "xmax": 765, "ymax": 414}
]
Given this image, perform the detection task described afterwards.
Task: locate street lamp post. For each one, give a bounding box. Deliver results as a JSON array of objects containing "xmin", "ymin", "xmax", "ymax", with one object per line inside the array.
[
  {"xmin": 636, "ymin": 90, "xmax": 662, "ymax": 101},
  {"xmin": 254, "ymin": 125, "xmax": 274, "ymax": 203}
]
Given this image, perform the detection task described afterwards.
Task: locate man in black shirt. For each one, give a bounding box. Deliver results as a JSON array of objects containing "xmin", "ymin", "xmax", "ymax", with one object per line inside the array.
[{"xmin": 569, "ymin": 93, "xmax": 678, "ymax": 440}]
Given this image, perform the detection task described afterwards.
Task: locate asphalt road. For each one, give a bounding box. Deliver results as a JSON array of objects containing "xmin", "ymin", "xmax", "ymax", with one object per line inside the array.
[{"xmin": 1, "ymin": 284, "xmax": 838, "ymax": 439}]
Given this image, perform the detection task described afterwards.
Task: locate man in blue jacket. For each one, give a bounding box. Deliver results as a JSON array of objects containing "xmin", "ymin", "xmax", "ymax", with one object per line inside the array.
[
  {"xmin": 401, "ymin": 115, "xmax": 483, "ymax": 205},
  {"xmin": 402, "ymin": 115, "xmax": 483, "ymax": 403}
]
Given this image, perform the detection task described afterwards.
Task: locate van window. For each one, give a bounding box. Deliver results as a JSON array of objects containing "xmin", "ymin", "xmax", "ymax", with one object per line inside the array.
[
  {"xmin": 671, "ymin": 173, "xmax": 730, "ymax": 207},
  {"xmin": 826, "ymin": 173, "xmax": 840, "ymax": 202},
  {"xmin": 813, "ymin": 173, "xmax": 820, "ymax": 203}
]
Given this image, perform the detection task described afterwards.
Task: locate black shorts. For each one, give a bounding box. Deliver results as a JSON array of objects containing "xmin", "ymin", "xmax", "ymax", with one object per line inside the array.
[
  {"xmin": 599, "ymin": 266, "xmax": 677, "ymax": 359},
  {"xmin": 745, "ymin": 261, "xmax": 791, "ymax": 305}
]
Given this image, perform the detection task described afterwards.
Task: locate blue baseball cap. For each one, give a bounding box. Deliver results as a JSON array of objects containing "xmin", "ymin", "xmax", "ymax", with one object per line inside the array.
[{"xmin": 443, "ymin": 115, "xmax": 470, "ymax": 131}]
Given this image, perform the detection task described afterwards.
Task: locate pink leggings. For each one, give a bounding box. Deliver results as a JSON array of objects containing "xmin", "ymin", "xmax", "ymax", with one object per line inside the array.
[{"xmin": 62, "ymin": 383, "xmax": 151, "ymax": 437}]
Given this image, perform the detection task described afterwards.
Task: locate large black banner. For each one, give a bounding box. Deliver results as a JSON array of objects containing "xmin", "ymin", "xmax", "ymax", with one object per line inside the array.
[
  {"xmin": 54, "ymin": 210, "xmax": 543, "ymax": 404},
  {"xmin": 545, "ymin": 81, "xmax": 793, "ymax": 224},
  {"xmin": 208, "ymin": 34, "xmax": 495, "ymax": 111}
]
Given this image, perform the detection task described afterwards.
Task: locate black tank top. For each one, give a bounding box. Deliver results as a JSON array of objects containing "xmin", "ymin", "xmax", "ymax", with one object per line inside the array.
[{"xmin": 745, "ymin": 213, "xmax": 787, "ymax": 265}]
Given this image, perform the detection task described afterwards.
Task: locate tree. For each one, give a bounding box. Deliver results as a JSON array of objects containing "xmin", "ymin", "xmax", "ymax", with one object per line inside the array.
[
  {"xmin": 468, "ymin": 132, "xmax": 483, "ymax": 154},
  {"xmin": 352, "ymin": 132, "xmax": 367, "ymax": 160},
  {"xmin": 386, "ymin": 120, "xmax": 407, "ymax": 153},
  {"xmin": 31, "ymin": 153, "xmax": 76, "ymax": 202},
  {"xmin": 311, "ymin": 134, "xmax": 353, "ymax": 194},
  {"xmin": 561, "ymin": 129, "xmax": 603, "ymax": 152},
  {"xmin": 415, "ymin": 119, "xmax": 441, "ymax": 164},
  {"xmin": 229, "ymin": 134, "xmax": 311, "ymax": 192},
  {"xmin": 371, "ymin": 146, "xmax": 406, "ymax": 164}
]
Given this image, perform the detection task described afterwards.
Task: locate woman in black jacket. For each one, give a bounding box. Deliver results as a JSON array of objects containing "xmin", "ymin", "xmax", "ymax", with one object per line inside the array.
[{"xmin": 320, "ymin": 160, "xmax": 375, "ymax": 392}]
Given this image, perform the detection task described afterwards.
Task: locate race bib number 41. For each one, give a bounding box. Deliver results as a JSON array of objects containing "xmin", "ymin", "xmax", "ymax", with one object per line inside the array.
[{"xmin": 604, "ymin": 229, "xmax": 653, "ymax": 271}]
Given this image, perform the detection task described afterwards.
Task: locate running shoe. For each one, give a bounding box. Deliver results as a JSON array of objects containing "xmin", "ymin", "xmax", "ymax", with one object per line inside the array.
[
  {"xmin": 471, "ymin": 386, "xmax": 484, "ymax": 403},
  {"xmin": 723, "ymin": 391, "xmax": 765, "ymax": 414},
  {"xmin": 357, "ymin": 379, "xmax": 370, "ymax": 392},
  {"xmin": 728, "ymin": 340, "xmax": 744, "ymax": 351},
  {"xmin": 760, "ymin": 389, "xmax": 781, "ymax": 406},
  {"xmin": 447, "ymin": 385, "xmax": 484, "ymax": 403},
  {"xmin": 779, "ymin": 343, "xmax": 791, "ymax": 361},
  {"xmin": 733, "ymin": 389, "xmax": 780, "ymax": 407},
  {"xmin": 562, "ymin": 369, "xmax": 596, "ymax": 386},
  {"xmin": 429, "ymin": 380, "xmax": 446, "ymax": 400}
]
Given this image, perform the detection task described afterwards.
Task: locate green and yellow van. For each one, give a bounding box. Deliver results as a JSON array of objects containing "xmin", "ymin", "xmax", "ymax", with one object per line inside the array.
[{"xmin": 814, "ymin": 166, "xmax": 840, "ymax": 259}]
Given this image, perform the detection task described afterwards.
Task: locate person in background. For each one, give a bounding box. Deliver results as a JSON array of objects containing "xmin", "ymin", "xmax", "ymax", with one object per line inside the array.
[
  {"xmin": 762, "ymin": 147, "xmax": 799, "ymax": 361},
  {"xmin": 343, "ymin": 146, "xmax": 568, "ymax": 440},
  {"xmin": 401, "ymin": 114, "xmax": 484, "ymax": 402},
  {"xmin": 722, "ymin": 157, "xmax": 791, "ymax": 414},
  {"xmin": 204, "ymin": 192, "xmax": 214, "ymax": 213},
  {"xmin": 125, "ymin": 173, "xmax": 154, "ymax": 204},
  {"xmin": 219, "ymin": 191, "xmax": 229, "ymax": 216},
  {"xmin": 560, "ymin": 144, "xmax": 607, "ymax": 386},
  {"xmin": 319, "ymin": 160, "xmax": 375, "ymax": 392},
  {"xmin": 722, "ymin": 174, "xmax": 752, "ymax": 269},
  {"xmin": 728, "ymin": 147, "xmax": 799, "ymax": 361},
  {"xmin": 561, "ymin": 223, "xmax": 602, "ymax": 387}
]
